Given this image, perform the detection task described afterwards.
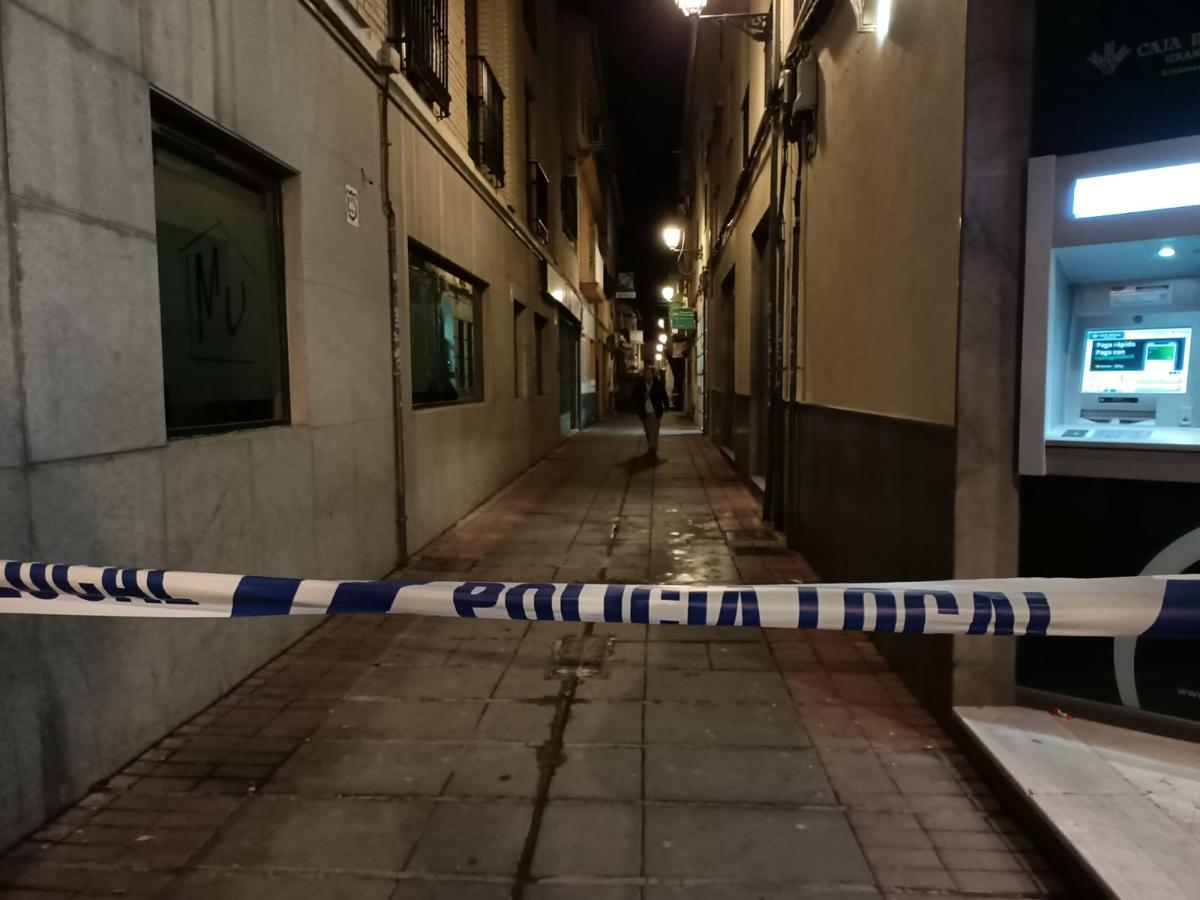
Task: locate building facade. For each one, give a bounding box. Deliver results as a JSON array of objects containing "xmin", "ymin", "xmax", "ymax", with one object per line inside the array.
[
  {"xmin": 679, "ymin": 0, "xmax": 1200, "ymax": 730},
  {"xmin": 0, "ymin": 0, "xmax": 618, "ymax": 848}
]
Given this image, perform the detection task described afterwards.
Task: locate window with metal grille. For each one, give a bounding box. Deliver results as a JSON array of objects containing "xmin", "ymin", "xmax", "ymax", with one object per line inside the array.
[
  {"xmin": 469, "ymin": 56, "xmax": 505, "ymax": 185},
  {"xmin": 392, "ymin": 0, "xmax": 451, "ymax": 118}
]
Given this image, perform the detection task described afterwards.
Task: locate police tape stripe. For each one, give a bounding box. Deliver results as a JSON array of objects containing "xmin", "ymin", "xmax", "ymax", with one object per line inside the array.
[{"xmin": 1, "ymin": 561, "xmax": 1199, "ymax": 636}]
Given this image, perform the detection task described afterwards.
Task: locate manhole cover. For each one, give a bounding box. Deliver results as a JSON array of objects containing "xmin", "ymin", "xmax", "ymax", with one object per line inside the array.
[{"xmin": 548, "ymin": 636, "xmax": 615, "ymax": 679}]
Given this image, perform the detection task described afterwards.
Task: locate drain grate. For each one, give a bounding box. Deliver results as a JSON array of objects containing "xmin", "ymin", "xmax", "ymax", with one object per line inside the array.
[
  {"xmin": 547, "ymin": 635, "xmax": 615, "ymax": 679},
  {"xmin": 733, "ymin": 545, "xmax": 790, "ymax": 556}
]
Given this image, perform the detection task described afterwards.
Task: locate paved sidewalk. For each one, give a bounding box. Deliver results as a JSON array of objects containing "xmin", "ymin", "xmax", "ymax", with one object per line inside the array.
[{"xmin": 0, "ymin": 417, "xmax": 1066, "ymax": 899}]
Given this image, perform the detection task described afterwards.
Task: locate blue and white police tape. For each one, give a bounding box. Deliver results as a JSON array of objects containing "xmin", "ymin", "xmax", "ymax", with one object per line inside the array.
[{"xmin": 2, "ymin": 560, "xmax": 1198, "ymax": 636}]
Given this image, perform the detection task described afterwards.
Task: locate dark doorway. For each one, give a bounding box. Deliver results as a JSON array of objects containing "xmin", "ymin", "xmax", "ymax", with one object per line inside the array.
[
  {"xmin": 558, "ymin": 315, "xmax": 581, "ymax": 433},
  {"xmin": 749, "ymin": 214, "xmax": 770, "ymax": 486},
  {"xmin": 715, "ymin": 268, "xmax": 736, "ymax": 453}
]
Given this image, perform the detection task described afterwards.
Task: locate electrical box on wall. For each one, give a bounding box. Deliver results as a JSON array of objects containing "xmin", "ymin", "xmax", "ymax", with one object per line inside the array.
[{"xmin": 1019, "ymin": 135, "xmax": 1200, "ymax": 482}]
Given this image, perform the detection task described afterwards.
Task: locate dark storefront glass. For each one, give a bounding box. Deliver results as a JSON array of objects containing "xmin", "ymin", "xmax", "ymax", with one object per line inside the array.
[
  {"xmin": 153, "ymin": 138, "xmax": 289, "ymax": 436},
  {"xmin": 409, "ymin": 249, "xmax": 483, "ymax": 406}
]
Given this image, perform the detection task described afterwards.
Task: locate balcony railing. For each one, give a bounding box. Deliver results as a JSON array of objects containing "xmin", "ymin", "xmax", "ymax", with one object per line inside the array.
[
  {"xmin": 468, "ymin": 56, "xmax": 505, "ymax": 186},
  {"xmin": 529, "ymin": 162, "xmax": 550, "ymax": 244},
  {"xmin": 392, "ymin": 0, "xmax": 451, "ymax": 117}
]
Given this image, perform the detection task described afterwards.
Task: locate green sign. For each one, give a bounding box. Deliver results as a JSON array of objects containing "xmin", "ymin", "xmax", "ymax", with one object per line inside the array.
[{"xmin": 670, "ymin": 309, "xmax": 696, "ymax": 329}]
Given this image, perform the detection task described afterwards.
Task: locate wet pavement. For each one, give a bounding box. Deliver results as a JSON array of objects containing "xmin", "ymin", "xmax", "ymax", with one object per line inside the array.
[{"xmin": 0, "ymin": 417, "xmax": 1066, "ymax": 899}]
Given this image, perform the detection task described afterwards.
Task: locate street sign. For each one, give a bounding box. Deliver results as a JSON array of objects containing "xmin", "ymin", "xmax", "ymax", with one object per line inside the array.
[
  {"xmin": 670, "ymin": 309, "xmax": 696, "ymax": 329},
  {"xmin": 615, "ymin": 271, "xmax": 637, "ymax": 299}
]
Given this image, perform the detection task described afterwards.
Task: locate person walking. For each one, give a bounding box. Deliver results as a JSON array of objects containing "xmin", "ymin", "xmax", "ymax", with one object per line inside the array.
[{"xmin": 632, "ymin": 364, "xmax": 669, "ymax": 458}]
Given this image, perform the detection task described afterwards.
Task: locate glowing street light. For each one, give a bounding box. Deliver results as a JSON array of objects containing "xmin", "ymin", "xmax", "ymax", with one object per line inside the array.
[
  {"xmin": 661, "ymin": 285, "xmax": 676, "ymax": 302},
  {"xmin": 658, "ymin": 333, "xmax": 668, "ymax": 345},
  {"xmin": 657, "ymin": 318, "xmax": 665, "ymax": 328},
  {"xmin": 661, "ymin": 224, "xmax": 684, "ymax": 252},
  {"xmin": 674, "ymin": 0, "xmax": 707, "ymax": 15}
]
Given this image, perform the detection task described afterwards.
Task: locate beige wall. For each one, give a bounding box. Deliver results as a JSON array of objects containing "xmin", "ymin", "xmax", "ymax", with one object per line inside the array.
[{"xmin": 801, "ymin": 0, "xmax": 966, "ymax": 425}]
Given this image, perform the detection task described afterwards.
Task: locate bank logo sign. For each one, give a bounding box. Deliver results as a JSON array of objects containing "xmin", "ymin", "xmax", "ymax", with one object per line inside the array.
[
  {"xmin": 1088, "ymin": 41, "xmax": 1131, "ymax": 76},
  {"xmin": 1088, "ymin": 31, "xmax": 1200, "ymax": 78}
]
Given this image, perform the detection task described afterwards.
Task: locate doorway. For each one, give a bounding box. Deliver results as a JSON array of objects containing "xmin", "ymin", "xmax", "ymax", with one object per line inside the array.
[{"xmin": 558, "ymin": 315, "xmax": 581, "ymax": 433}]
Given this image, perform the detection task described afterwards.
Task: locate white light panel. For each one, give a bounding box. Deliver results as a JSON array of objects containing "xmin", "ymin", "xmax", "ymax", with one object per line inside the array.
[{"xmin": 1072, "ymin": 161, "xmax": 1200, "ymax": 219}]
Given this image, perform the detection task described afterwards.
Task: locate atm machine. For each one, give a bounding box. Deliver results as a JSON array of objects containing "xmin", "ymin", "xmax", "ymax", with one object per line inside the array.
[
  {"xmin": 1018, "ymin": 135, "xmax": 1200, "ymax": 728},
  {"xmin": 1021, "ymin": 136, "xmax": 1200, "ymax": 478}
]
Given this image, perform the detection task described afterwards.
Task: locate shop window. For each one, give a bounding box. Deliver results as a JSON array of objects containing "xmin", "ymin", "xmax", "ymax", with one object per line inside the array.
[
  {"xmin": 151, "ymin": 101, "xmax": 290, "ymax": 437},
  {"xmin": 409, "ymin": 245, "xmax": 484, "ymax": 406}
]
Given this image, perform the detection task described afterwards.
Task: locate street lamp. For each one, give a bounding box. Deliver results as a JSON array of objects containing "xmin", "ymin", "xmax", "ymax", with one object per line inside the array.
[
  {"xmin": 658, "ymin": 333, "xmax": 668, "ymax": 345},
  {"xmin": 657, "ymin": 318, "xmax": 665, "ymax": 328},
  {"xmin": 671, "ymin": 0, "xmax": 769, "ymax": 42},
  {"xmin": 661, "ymin": 285, "xmax": 676, "ymax": 302},
  {"xmin": 661, "ymin": 224, "xmax": 683, "ymax": 252}
]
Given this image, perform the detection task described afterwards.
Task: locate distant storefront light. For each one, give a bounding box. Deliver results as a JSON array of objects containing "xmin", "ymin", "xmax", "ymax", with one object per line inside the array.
[
  {"xmin": 1072, "ymin": 161, "xmax": 1200, "ymax": 219},
  {"xmin": 876, "ymin": 0, "xmax": 892, "ymax": 41}
]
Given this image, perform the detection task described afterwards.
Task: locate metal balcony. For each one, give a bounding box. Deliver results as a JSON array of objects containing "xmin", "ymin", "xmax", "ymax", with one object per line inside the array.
[{"xmin": 469, "ymin": 56, "xmax": 505, "ymax": 185}]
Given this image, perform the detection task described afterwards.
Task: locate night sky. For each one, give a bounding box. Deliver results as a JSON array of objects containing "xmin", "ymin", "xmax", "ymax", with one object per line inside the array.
[{"xmin": 587, "ymin": 0, "xmax": 691, "ymax": 320}]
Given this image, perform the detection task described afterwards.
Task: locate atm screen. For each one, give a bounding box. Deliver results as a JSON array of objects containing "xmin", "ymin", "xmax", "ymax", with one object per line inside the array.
[{"xmin": 1082, "ymin": 327, "xmax": 1191, "ymax": 395}]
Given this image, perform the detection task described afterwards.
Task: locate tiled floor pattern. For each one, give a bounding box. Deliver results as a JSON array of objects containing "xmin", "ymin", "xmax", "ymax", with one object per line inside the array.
[{"xmin": 0, "ymin": 418, "xmax": 1067, "ymax": 899}]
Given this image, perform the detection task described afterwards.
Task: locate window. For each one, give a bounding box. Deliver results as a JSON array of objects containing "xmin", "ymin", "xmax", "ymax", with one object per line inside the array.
[
  {"xmin": 409, "ymin": 245, "xmax": 484, "ymax": 405},
  {"xmin": 522, "ymin": 0, "xmax": 538, "ymax": 49},
  {"xmin": 392, "ymin": 0, "xmax": 451, "ymax": 117},
  {"xmin": 561, "ymin": 168, "xmax": 578, "ymax": 242},
  {"xmin": 741, "ymin": 87, "xmax": 750, "ymax": 168},
  {"xmin": 469, "ymin": 56, "xmax": 505, "ymax": 185},
  {"xmin": 152, "ymin": 104, "xmax": 289, "ymax": 437},
  {"xmin": 534, "ymin": 313, "xmax": 548, "ymax": 395},
  {"xmin": 513, "ymin": 301, "xmax": 528, "ymax": 398}
]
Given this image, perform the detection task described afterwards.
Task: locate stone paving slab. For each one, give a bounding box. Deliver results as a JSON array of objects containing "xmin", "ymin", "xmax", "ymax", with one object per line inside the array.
[{"xmin": 0, "ymin": 418, "xmax": 1066, "ymax": 899}]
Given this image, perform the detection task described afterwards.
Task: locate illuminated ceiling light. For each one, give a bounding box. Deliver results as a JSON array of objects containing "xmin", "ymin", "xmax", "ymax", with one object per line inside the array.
[
  {"xmin": 661, "ymin": 224, "xmax": 684, "ymax": 251},
  {"xmin": 876, "ymin": 0, "xmax": 892, "ymax": 41},
  {"xmin": 1072, "ymin": 161, "xmax": 1200, "ymax": 219},
  {"xmin": 675, "ymin": 0, "xmax": 707, "ymax": 15},
  {"xmin": 661, "ymin": 286, "xmax": 676, "ymax": 302},
  {"xmin": 1158, "ymin": 246, "xmax": 1177, "ymax": 258},
  {"xmin": 551, "ymin": 288, "xmax": 566, "ymax": 302}
]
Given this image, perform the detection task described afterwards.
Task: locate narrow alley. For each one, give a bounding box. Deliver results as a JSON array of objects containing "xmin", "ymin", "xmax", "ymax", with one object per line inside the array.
[{"xmin": 0, "ymin": 419, "xmax": 1062, "ymax": 900}]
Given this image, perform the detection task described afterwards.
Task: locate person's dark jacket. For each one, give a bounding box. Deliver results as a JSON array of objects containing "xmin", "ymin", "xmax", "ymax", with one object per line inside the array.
[{"xmin": 632, "ymin": 376, "xmax": 670, "ymax": 419}]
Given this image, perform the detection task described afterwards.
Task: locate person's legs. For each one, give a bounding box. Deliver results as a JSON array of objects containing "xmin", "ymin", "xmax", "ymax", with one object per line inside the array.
[{"xmin": 645, "ymin": 415, "xmax": 661, "ymax": 456}]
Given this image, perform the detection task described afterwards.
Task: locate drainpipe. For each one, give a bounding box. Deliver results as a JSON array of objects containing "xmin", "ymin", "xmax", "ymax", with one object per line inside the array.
[{"xmin": 379, "ymin": 62, "xmax": 409, "ymax": 564}]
